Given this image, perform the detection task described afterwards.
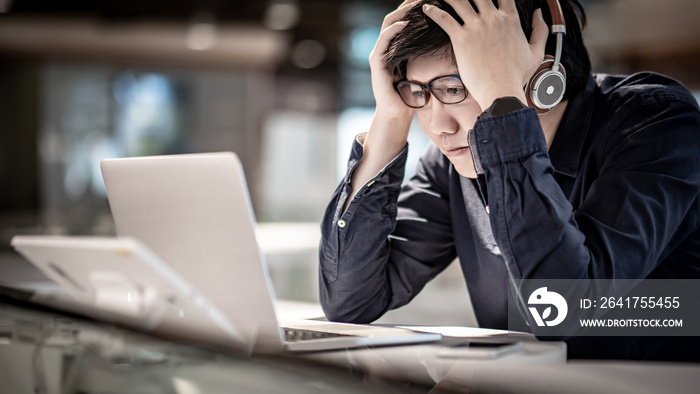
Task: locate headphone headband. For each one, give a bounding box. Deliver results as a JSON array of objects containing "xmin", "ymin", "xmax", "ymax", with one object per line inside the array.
[
  {"xmin": 545, "ymin": 0, "xmax": 566, "ymax": 71},
  {"xmin": 545, "ymin": 0, "xmax": 566, "ymax": 28}
]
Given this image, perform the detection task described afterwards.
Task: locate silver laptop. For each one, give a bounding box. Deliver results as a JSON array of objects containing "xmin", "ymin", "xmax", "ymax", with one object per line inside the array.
[{"xmin": 95, "ymin": 151, "xmax": 440, "ymax": 353}]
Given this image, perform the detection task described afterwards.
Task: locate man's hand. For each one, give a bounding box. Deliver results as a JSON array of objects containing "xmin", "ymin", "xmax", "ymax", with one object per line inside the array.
[
  {"xmin": 423, "ymin": 0, "xmax": 549, "ymax": 110},
  {"xmin": 369, "ymin": 0, "xmax": 420, "ymax": 123},
  {"xmin": 344, "ymin": 0, "xmax": 420, "ymax": 212}
]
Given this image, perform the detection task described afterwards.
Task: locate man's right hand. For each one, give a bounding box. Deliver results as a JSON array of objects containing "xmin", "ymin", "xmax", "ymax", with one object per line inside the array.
[
  {"xmin": 344, "ymin": 1, "xmax": 419, "ymax": 212},
  {"xmin": 369, "ymin": 0, "xmax": 420, "ymax": 123}
]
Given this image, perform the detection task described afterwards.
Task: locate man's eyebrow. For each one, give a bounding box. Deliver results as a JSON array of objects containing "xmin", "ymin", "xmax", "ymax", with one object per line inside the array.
[
  {"xmin": 404, "ymin": 73, "xmax": 459, "ymax": 84},
  {"xmin": 404, "ymin": 76, "xmax": 426, "ymax": 84}
]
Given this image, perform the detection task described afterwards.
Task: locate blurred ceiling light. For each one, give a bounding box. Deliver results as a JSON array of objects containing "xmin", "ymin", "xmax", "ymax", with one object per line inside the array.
[
  {"xmin": 186, "ymin": 13, "xmax": 218, "ymax": 51},
  {"xmin": 186, "ymin": 22, "xmax": 217, "ymax": 50},
  {"xmin": 0, "ymin": 16, "xmax": 289, "ymax": 69},
  {"xmin": 291, "ymin": 39, "xmax": 326, "ymax": 69},
  {"xmin": 264, "ymin": 0, "xmax": 300, "ymax": 31},
  {"xmin": 0, "ymin": 0, "xmax": 12, "ymax": 13}
]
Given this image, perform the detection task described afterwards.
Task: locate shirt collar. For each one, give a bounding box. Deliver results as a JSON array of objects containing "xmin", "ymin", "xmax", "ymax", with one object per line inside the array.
[{"xmin": 548, "ymin": 75, "xmax": 596, "ymax": 178}]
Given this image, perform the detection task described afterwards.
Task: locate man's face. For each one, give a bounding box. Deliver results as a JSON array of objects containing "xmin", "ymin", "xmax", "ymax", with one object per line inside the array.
[{"xmin": 406, "ymin": 54, "xmax": 482, "ymax": 179}]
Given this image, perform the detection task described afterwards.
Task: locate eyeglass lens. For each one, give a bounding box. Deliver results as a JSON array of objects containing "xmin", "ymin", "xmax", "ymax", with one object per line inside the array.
[{"xmin": 395, "ymin": 75, "xmax": 466, "ymax": 108}]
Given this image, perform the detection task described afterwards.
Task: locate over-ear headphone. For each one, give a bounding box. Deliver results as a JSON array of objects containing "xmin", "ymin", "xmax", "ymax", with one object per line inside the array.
[{"xmin": 526, "ymin": 0, "xmax": 566, "ymax": 114}]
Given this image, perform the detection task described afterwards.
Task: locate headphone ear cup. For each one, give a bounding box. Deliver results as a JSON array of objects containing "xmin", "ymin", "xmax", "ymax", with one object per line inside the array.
[{"xmin": 526, "ymin": 56, "xmax": 567, "ymax": 114}]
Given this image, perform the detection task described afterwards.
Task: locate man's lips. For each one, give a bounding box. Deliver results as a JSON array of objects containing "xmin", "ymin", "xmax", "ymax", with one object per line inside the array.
[{"xmin": 444, "ymin": 146, "xmax": 469, "ymax": 158}]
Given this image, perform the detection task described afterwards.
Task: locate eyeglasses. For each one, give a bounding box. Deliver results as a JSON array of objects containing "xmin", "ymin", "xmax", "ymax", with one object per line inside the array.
[{"xmin": 393, "ymin": 74, "xmax": 467, "ymax": 108}]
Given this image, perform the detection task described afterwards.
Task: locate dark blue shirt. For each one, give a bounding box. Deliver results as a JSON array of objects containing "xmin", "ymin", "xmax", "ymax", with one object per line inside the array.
[{"xmin": 319, "ymin": 73, "xmax": 700, "ymax": 360}]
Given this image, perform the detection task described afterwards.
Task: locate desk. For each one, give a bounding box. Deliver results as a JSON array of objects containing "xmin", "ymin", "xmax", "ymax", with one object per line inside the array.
[
  {"xmin": 0, "ymin": 296, "xmax": 395, "ymax": 394},
  {"xmin": 2, "ymin": 294, "xmax": 698, "ymax": 393}
]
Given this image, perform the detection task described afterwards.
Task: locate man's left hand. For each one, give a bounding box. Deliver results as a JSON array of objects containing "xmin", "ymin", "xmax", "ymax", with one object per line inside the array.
[{"xmin": 423, "ymin": 0, "xmax": 549, "ymax": 111}]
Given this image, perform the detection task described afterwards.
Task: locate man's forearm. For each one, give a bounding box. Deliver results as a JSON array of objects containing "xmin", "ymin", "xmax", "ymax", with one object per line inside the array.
[{"xmin": 343, "ymin": 113, "xmax": 411, "ymax": 212}]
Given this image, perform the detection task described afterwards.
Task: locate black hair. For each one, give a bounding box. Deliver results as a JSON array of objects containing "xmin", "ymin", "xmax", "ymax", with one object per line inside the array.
[{"xmin": 385, "ymin": 0, "xmax": 591, "ymax": 101}]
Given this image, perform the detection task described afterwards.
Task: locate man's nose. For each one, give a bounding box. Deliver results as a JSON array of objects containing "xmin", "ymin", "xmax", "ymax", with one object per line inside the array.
[{"xmin": 427, "ymin": 100, "xmax": 458, "ymax": 135}]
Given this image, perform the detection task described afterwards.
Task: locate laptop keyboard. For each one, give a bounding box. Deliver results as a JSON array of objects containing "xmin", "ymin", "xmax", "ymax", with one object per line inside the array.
[{"xmin": 283, "ymin": 328, "xmax": 356, "ymax": 342}]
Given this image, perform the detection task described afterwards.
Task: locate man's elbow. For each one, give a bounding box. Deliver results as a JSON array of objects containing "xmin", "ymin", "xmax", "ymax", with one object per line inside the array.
[
  {"xmin": 321, "ymin": 301, "xmax": 375, "ymax": 324},
  {"xmin": 320, "ymin": 293, "xmax": 385, "ymax": 324}
]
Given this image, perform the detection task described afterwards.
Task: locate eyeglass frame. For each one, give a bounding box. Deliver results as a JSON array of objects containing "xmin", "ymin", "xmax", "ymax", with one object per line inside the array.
[{"xmin": 392, "ymin": 74, "xmax": 468, "ymax": 109}]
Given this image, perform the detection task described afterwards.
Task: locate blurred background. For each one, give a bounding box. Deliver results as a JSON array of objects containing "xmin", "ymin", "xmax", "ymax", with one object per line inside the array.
[{"xmin": 1, "ymin": 0, "xmax": 699, "ymax": 326}]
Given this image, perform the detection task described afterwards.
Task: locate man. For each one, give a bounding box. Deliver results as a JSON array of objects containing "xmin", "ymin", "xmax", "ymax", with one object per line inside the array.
[{"xmin": 319, "ymin": 0, "xmax": 700, "ymax": 360}]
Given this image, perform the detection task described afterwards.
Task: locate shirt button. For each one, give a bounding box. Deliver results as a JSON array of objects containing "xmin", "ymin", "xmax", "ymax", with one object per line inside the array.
[
  {"xmin": 485, "ymin": 206, "xmax": 490, "ymax": 215},
  {"xmin": 337, "ymin": 219, "xmax": 347, "ymax": 228}
]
